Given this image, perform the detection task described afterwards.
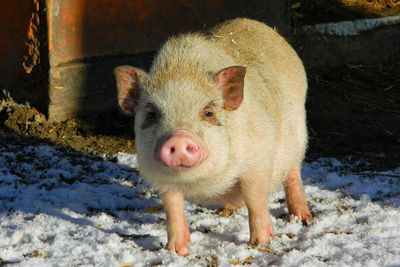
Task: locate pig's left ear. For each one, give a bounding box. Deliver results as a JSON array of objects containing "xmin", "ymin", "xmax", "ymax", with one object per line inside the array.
[
  {"xmin": 114, "ymin": 65, "xmax": 147, "ymax": 115},
  {"xmin": 214, "ymin": 66, "xmax": 246, "ymax": 111}
]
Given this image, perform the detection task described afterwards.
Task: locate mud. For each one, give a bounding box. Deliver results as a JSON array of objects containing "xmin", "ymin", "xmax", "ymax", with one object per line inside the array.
[
  {"xmin": 1, "ymin": 61, "xmax": 399, "ymax": 171},
  {"xmin": 0, "ymin": 94, "xmax": 135, "ymax": 155}
]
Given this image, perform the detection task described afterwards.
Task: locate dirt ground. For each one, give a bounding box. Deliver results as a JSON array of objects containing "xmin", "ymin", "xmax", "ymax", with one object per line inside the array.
[
  {"xmin": 1, "ymin": 60, "xmax": 399, "ymax": 171},
  {"xmin": 0, "ymin": 95, "xmax": 136, "ymax": 155}
]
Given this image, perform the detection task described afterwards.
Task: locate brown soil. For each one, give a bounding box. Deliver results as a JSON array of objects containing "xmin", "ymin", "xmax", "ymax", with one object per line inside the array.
[
  {"xmin": 0, "ymin": 94, "xmax": 135, "ymax": 155},
  {"xmin": 1, "ymin": 61, "xmax": 399, "ymax": 171}
]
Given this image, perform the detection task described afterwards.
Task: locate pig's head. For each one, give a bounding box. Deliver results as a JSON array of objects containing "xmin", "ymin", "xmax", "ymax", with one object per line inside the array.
[{"xmin": 114, "ymin": 65, "xmax": 246, "ymax": 187}]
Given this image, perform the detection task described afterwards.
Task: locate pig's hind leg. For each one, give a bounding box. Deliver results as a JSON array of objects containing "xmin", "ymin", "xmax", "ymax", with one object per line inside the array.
[
  {"xmin": 283, "ymin": 168, "xmax": 312, "ymax": 223},
  {"xmin": 217, "ymin": 182, "xmax": 246, "ymax": 217}
]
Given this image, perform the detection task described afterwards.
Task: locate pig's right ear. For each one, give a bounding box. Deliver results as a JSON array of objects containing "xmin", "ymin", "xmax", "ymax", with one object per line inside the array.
[{"xmin": 114, "ymin": 65, "xmax": 147, "ymax": 115}]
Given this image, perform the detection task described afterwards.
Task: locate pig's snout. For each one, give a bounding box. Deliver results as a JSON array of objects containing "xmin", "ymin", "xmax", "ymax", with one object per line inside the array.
[{"xmin": 157, "ymin": 132, "xmax": 206, "ymax": 171}]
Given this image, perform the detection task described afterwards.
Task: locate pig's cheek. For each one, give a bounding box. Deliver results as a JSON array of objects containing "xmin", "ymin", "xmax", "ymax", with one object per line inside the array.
[
  {"xmin": 202, "ymin": 136, "xmax": 230, "ymax": 169},
  {"xmin": 135, "ymin": 129, "xmax": 159, "ymax": 166},
  {"xmin": 135, "ymin": 149, "xmax": 160, "ymax": 181},
  {"xmin": 197, "ymin": 142, "xmax": 209, "ymax": 165}
]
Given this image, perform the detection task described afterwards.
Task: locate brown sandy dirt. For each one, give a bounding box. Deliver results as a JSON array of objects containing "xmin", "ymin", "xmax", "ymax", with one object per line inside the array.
[
  {"xmin": 0, "ymin": 93, "xmax": 135, "ymax": 155},
  {"xmin": 1, "ymin": 61, "xmax": 399, "ymax": 171}
]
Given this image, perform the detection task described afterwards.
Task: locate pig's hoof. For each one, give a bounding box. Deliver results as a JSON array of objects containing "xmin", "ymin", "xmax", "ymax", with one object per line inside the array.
[
  {"xmin": 168, "ymin": 244, "xmax": 189, "ymax": 256},
  {"xmin": 218, "ymin": 208, "xmax": 234, "ymax": 217},
  {"xmin": 167, "ymin": 241, "xmax": 190, "ymax": 256},
  {"xmin": 166, "ymin": 230, "xmax": 191, "ymax": 256},
  {"xmin": 249, "ymin": 234, "xmax": 274, "ymax": 253},
  {"xmin": 289, "ymin": 205, "xmax": 313, "ymax": 225},
  {"xmin": 288, "ymin": 202, "xmax": 312, "ymax": 225},
  {"xmin": 249, "ymin": 224, "xmax": 274, "ymax": 247},
  {"xmin": 249, "ymin": 242, "xmax": 274, "ymax": 253},
  {"xmin": 217, "ymin": 203, "xmax": 242, "ymax": 217}
]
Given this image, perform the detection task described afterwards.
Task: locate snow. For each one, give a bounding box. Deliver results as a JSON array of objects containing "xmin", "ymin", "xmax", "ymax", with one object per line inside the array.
[
  {"xmin": 299, "ymin": 15, "xmax": 400, "ymax": 36},
  {"xmin": 0, "ymin": 142, "xmax": 399, "ymax": 266}
]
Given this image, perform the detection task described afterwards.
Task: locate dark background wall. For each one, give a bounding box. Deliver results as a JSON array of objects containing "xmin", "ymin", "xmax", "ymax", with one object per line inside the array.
[
  {"xmin": 1, "ymin": 0, "xmax": 399, "ymax": 121},
  {"xmin": 45, "ymin": 0, "xmax": 291, "ymax": 121},
  {"xmin": 1, "ymin": 0, "xmax": 291, "ymax": 121},
  {"xmin": 0, "ymin": 0, "xmax": 47, "ymax": 110}
]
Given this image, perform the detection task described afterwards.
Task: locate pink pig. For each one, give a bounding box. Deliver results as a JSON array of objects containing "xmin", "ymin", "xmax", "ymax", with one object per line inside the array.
[{"xmin": 114, "ymin": 18, "xmax": 312, "ymax": 256}]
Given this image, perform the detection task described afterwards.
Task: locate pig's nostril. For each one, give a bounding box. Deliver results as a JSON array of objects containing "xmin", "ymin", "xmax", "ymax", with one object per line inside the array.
[
  {"xmin": 157, "ymin": 133, "xmax": 203, "ymax": 169},
  {"xmin": 186, "ymin": 145, "xmax": 198, "ymax": 154}
]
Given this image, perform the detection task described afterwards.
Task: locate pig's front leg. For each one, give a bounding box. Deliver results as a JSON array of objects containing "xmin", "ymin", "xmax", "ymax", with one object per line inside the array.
[
  {"xmin": 161, "ymin": 190, "xmax": 191, "ymax": 256},
  {"xmin": 240, "ymin": 175, "xmax": 274, "ymax": 246}
]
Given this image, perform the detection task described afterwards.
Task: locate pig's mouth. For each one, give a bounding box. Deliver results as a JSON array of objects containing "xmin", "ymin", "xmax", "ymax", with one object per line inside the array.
[
  {"xmin": 166, "ymin": 164, "xmax": 196, "ymax": 172},
  {"xmin": 159, "ymin": 149, "xmax": 208, "ymax": 172}
]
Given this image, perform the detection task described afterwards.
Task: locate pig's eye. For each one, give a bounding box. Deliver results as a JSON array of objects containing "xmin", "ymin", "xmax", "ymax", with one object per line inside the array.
[
  {"xmin": 204, "ymin": 110, "xmax": 214, "ymax": 117},
  {"xmin": 142, "ymin": 105, "xmax": 160, "ymax": 129},
  {"xmin": 201, "ymin": 105, "xmax": 220, "ymax": 125},
  {"xmin": 147, "ymin": 111, "xmax": 158, "ymax": 120}
]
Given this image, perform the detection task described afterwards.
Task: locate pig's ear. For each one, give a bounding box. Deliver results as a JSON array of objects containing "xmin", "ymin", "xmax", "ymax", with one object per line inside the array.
[
  {"xmin": 114, "ymin": 65, "xmax": 147, "ymax": 115},
  {"xmin": 214, "ymin": 66, "xmax": 246, "ymax": 111}
]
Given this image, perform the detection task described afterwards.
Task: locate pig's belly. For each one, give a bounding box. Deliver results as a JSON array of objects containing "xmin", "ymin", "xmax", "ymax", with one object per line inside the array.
[
  {"xmin": 184, "ymin": 174, "xmax": 242, "ymax": 206},
  {"xmin": 212, "ymin": 181, "xmax": 245, "ymax": 207}
]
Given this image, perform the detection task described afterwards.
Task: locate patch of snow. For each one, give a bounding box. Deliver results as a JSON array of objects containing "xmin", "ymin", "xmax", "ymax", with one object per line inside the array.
[
  {"xmin": 299, "ymin": 15, "xmax": 400, "ymax": 36},
  {"xmin": 0, "ymin": 143, "xmax": 399, "ymax": 266}
]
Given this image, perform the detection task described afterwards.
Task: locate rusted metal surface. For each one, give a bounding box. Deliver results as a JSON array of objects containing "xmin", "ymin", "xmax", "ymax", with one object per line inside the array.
[
  {"xmin": 47, "ymin": 53, "xmax": 153, "ymax": 121},
  {"xmin": 23, "ymin": 0, "xmax": 41, "ymax": 74},
  {"xmin": 0, "ymin": 0, "xmax": 45, "ymax": 107},
  {"xmin": 46, "ymin": 0, "xmax": 290, "ymax": 67},
  {"xmin": 6, "ymin": 0, "xmax": 397, "ymax": 122},
  {"xmin": 45, "ymin": 0, "xmax": 290, "ymax": 120},
  {"xmin": 0, "ymin": 1, "xmax": 31, "ymax": 78},
  {"xmin": 0, "ymin": 0, "xmax": 290, "ymax": 120}
]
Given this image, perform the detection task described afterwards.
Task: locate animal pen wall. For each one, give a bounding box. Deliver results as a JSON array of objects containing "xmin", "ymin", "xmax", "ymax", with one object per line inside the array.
[{"xmin": 0, "ymin": 0, "xmax": 399, "ymax": 121}]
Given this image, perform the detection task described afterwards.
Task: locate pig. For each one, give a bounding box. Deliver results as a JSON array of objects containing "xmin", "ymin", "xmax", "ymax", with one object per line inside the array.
[{"xmin": 114, "ymin": 18, "xmax": 312, "ymax": 256}]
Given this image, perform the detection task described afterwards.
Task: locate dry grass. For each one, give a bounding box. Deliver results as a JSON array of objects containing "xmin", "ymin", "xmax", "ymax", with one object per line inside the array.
[
  {"xmin": 339, "ymin": 0, "xmax": 400, "ymax": 16},
  {"xmin": 291, "ymin": 0, "xmax": 400, "ymax": 25}
]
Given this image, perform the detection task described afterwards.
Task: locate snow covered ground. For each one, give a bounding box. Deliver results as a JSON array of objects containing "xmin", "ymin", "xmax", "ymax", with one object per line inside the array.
[{"xmin": 0, "ymin": 141, "xmax": 399, "ymax": 267}]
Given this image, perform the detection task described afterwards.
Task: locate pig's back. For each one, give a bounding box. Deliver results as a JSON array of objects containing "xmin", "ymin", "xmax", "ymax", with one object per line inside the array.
[
  {"xmin": 210, "ymin": 18, "xmax": 308, "ymax": 188},
  {"xmin": 210, "ymin": 18, "xmax": 307, "ymax": 108}
]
